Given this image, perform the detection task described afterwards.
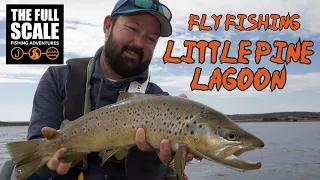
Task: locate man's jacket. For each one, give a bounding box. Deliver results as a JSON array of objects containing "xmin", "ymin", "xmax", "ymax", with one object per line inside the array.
[{"xmin": 27, "ymin": 46, "xmax": 171, "ymax": 180}]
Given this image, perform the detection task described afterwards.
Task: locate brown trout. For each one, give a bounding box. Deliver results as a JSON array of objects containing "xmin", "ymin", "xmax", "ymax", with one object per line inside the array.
[{"xmin": 6, "ymin": 92, "xmax": 264, "ymax": 180}]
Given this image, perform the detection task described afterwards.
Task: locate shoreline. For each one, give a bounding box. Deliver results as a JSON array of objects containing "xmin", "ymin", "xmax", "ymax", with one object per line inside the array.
[
  {"xmin": 233, "ymin": 118, "xmax": 320, "ymax": 123},
  {"xmin": 1, "ymin": 118, "xmax": 320, "ymax": 127}
]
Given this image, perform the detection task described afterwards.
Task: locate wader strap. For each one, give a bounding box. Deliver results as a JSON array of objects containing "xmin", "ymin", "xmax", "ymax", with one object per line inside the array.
[
  {"xmin": 64, "ymin": 58, "xmax": 90, "ymax": 121},
  {"xmin": 126, "ymin": 72, "xmax": 150, "ymax": 93},
  {"xmin": 84, "ymin": 58, "xmax": 95, "ymax": 114}
]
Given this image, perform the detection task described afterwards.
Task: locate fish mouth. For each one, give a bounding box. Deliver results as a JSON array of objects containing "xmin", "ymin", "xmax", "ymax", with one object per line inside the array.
[{"xmin": 215, "ymin": 145, "xmax": 263, "ymax": 170}]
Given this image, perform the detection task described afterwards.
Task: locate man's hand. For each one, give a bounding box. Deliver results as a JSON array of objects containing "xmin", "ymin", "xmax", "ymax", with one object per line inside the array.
[
  {"xmin": 135, "ymin": 94, "xmax": 203, "ymax": 165},
  {"xmin": 41, "ymin": 127, "xmax": 73, "ymax": 175}
]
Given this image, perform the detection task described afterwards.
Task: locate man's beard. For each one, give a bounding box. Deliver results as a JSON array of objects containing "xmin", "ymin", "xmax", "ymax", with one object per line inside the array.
[{"xmin": 103, "ymin": 32, "xmax": 151, "ymax": 78}]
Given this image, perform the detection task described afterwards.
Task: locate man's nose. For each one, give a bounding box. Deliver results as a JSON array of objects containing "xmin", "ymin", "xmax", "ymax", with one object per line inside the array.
[{"xmin": 133, "ymin": 34, "xmax": 145, "ymax": 48}]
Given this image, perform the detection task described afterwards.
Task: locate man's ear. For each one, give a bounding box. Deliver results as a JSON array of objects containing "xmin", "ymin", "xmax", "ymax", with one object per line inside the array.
[{"xmin": 103, "ymin": 15, "xmax": 112, "ymax": 35}]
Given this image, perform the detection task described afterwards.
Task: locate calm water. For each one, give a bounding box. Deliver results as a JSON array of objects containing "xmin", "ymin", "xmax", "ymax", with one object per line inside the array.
[{"xmin": 1, "ymin": 122, "xmax": 319, "ymax": 180}]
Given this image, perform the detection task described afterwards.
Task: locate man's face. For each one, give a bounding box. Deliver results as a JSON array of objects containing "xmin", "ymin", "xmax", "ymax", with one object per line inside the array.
[{"xmin": 104, "ymin": 13, "xmax": 160, "ymax": 78}]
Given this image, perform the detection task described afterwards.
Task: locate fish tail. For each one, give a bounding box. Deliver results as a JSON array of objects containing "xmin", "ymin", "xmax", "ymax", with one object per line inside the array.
[{"xmin": 6, "ymin": 139, "xmax": 47, "ymax": 180}]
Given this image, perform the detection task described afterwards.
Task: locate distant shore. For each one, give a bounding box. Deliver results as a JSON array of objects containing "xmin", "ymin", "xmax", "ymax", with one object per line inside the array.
[
  {"xmin": 0, "ymin": 121, "xmax": 29, "ymax": 126},
  {"xmin": 233, "ymin": 118, "xmax": 320, "ymax": 123},
  {"xmin": 1, "ymin": 111, "xmax": 320, "ymax": 126}
]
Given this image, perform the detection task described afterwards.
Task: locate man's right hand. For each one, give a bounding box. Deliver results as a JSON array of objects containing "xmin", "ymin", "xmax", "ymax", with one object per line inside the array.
[{"xmin": 41, "ymin": 127, "xmax": 73, "ymax": 175}]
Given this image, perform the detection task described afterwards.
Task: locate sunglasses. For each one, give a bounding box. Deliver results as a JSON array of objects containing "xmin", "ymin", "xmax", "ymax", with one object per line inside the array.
[{"xmin": 113, "ymin": 0, "xmax": 172, "ymax": 21}]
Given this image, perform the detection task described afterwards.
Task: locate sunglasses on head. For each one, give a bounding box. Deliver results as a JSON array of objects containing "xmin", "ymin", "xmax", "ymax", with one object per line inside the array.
[{"xmin": 113, "ymin": 0, "xmax": 172, "ymax": 21}]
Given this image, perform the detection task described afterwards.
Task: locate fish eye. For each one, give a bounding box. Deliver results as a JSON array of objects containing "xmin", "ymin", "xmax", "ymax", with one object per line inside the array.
[{"xmin": 226, "ymin": 131, "xmax": 239, "ymax": 141}]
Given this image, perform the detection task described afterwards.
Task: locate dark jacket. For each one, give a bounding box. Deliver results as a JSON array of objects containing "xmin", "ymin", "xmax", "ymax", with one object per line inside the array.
[{"xmin": 27, "ymin": 46, "xmax": 171, "ymax": 180}]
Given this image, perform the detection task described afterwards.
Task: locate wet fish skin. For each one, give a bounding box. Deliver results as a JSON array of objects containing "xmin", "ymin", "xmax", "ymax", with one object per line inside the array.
[{"xmin": 5, "ymin": 92, "xmax": 264, "ymax": 180}]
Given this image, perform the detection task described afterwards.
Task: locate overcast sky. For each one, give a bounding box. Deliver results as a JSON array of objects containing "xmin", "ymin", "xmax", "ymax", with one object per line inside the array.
[{"xmin": 0, "ymin": 0, "xmax": 319, "ymax": 122}]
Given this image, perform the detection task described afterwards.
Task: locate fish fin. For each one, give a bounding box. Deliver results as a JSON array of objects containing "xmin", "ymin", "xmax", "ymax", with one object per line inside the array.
[
  {"xmin": 60, "ymin": 119, "xmax": 72, "ymax": 129},
  {"xmin": 15, "ymin": 155, "xmax": 46, "ymax": 180},
  {"xmin": 114, "ymin": 148, "xmax": 129, "ymax": 160},
  {"xmin": 117, "ymin": 91, "xmax": 145, "ymax": 101},
  {"xmin": 6, "ymin": 139, "xmax": 46, "ymax": 180},
  {"xmin": 59, "ymin": 151, "xmax": 87, "ymax": 163},
  {"xmin": 99, "ymin": 148, "xmax": 121, "ymax": 166},
  {"xmin": 174, "ymin": 144, "xmax": 189, "ymax": 180}
]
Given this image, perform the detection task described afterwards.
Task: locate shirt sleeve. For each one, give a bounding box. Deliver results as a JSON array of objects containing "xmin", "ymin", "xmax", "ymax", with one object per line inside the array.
[
  {"xmin": 27, "ymin": 66, "xmax": 65, "ymax": 140},
  {"xmin": 27, "ymin": 66, "xmax": 65, "ymax": 178}
]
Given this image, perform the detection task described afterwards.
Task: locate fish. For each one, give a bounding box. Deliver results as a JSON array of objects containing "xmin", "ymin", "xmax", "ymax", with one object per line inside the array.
[{"xmin": 5, "ymin": 91, "xmax": 264, "ymax": 180}]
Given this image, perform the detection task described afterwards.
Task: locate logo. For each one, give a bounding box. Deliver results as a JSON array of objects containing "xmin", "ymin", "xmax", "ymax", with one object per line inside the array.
[{"xmin": 6, "ymin": 4, "xmax": 64, "ymax": 64}]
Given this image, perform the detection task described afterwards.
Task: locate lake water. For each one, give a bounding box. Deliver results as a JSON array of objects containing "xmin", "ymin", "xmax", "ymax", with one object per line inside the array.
[{"xmin": 1, "ymin": 122, "xmax": 319, "ymax": 180}]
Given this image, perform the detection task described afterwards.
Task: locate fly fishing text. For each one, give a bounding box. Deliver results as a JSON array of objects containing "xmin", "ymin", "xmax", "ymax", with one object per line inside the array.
[{"xmin": 163, "ymin": 13, "xmax": 314, "ymax": 92}]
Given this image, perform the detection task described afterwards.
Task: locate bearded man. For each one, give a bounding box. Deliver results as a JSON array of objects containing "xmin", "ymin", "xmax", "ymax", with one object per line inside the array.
[{"xmin": 27, "ymin": 0, "xmax": 197, "ymax": 179}]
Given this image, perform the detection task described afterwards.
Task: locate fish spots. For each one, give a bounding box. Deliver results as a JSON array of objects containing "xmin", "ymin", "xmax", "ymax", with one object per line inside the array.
[
  {"xmin": 176, "ymin": 117, "xmax": 181, "ymax": 120},
  {"xmin": 132, "ymin": 126, "xmax": 135, "ymax": 129},
  {"xmin": 199, "ymin": 125, "xmax": 202, "ymax": 128},
  {"xmin": 145, "ymin": 121, "xmax": 148, "ymax": 124},
  {"xmin": 182, "ymin": 122, "xmax": 186, "ymax": 127},
  {"xmin": 185, "ymin": 116, "xmax": 189, "ymax": 120},
  {"xmin": 190, "ymin": 131, "xmax": 194, "ymax": 135},
  {"xmin": 105, "ymin": 128, "xmax": 108, "ymax": 131}
]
